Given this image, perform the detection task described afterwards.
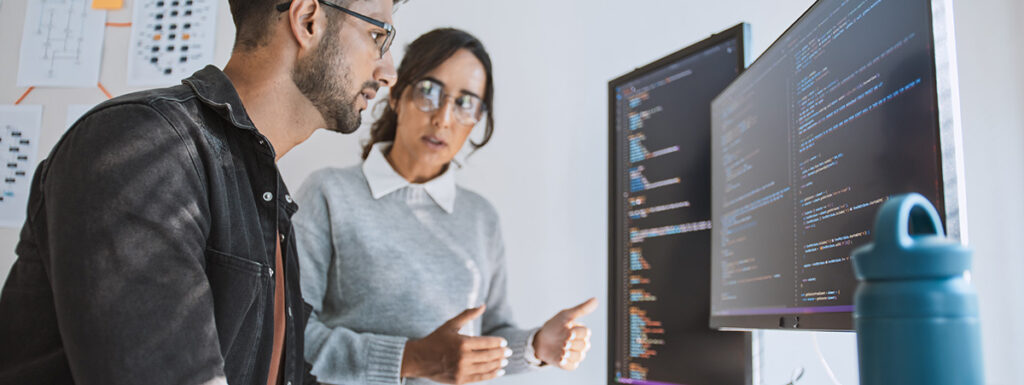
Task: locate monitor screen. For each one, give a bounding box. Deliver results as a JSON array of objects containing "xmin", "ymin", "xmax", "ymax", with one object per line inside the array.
[
  {"xmin": 709, "ymin": 0, "xmax": 965, "ymax": 330},
  {"xmin": 609, "ymin": 24, "xmax": 751, "ymax": 385}
]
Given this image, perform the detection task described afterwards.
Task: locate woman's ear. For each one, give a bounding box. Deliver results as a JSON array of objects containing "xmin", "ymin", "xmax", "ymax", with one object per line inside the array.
[{"xmin": 389, "ymin": 94, "xmax": 401, "ymax": 115}]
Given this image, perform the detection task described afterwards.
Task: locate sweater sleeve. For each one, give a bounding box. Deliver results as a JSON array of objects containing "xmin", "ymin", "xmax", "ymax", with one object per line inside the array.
[
  {"xmin": 478, "ymin": 219, "xmax": 542, "ymax": 375},
  {"xmin": 293, "ymin": 171, "xmax": 408, "ymax": 385}
]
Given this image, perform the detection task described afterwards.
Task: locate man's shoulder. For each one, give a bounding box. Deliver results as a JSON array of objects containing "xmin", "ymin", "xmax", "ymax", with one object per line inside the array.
[
  {"xmin": 108, "ymin": 83, "xmax": 198, "ymax": 106},
  {"xmin": 65, "ymin": 82, "xmax": 245, "ymax": 158},
  {"xmin": 68, "ymin": 85, "xmax": 201, "ymax": 138},
  {"xmin": 88, "ymin": 84, "xmax": 198, "ymax": 120},
  {"xmin": 44, "ymin": 84, "xmax": 219, "ymax": 182}
]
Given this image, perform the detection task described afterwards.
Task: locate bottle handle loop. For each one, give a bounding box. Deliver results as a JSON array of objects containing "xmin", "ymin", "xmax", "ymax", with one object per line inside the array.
[{"xmin": 873, "ymin": 193, "xmax": 944, "ymax": 251}]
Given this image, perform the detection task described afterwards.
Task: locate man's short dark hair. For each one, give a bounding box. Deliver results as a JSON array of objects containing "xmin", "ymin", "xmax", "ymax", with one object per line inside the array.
[
  {"xmin": 228, "ymin": 0, "xmax": 407, "ymax": 51},
  {"xmin": 228, "ymin": 0, "xmax": 286, "ymax": 51}
]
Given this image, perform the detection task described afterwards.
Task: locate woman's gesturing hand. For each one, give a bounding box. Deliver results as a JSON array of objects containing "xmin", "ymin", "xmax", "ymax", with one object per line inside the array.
[
  {"xmin": 401, "ymin": 305, "xmax": 512, "ymax": 384},
  {"xmin": 533, "ymin": 298, "xmax": 598, "ymax": 370}
]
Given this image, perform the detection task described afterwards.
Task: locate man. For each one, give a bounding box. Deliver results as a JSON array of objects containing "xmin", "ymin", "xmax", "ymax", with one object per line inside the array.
[{"xmin": 0, "ymin": 0, "xmax": 398, "ymax": 384}]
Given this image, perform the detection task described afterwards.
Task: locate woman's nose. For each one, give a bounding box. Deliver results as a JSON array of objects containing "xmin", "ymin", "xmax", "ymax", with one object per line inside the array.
[{"xmin": 432, "ymin": 99, "xmax": 455, "ymax": 129}]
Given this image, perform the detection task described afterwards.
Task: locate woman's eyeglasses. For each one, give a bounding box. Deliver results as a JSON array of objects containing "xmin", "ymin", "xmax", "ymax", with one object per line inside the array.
[
  {"xmin": 276, "ymin": 0, "xmax": 395, "ymax": 59},
  {"xmin": 411, "ymin": 79, "xmax": 485, "ymax": 126}
]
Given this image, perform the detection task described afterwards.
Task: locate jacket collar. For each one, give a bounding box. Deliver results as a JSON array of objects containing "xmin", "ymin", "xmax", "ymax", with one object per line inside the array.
[
  {"xmin": 184, "ymin": 66, "xmax": 295, "ymax": 215},
  {"xmin": 182, "ymin": 65, "xmax": 258, "ymax": 132},
  {"xmin": 362, "ymin": 142, "xmax": 457, "ymax": 214}
]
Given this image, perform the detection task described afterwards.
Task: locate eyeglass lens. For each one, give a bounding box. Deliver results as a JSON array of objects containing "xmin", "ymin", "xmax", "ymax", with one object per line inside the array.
[{"xmin": 413, "ymin": 80, "xmax": 483, "ymax": 125}]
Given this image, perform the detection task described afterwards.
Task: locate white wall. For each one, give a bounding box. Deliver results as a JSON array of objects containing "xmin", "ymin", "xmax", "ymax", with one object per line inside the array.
[
  {"xmin": 1, "ymin": 0, "xmax": 1022, "ymax": 384},
  {"xmin": 951, "ymin": 0, "xmax": 1024, "ymax": 383}
]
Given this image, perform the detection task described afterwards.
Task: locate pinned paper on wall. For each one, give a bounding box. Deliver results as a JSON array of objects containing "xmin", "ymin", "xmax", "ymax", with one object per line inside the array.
[
  {"xmin": 91, "ymin": 0, "xmax": 123, "ymax": 10},
  {"xmin": 66, "ymin": 104, "xmax": 95, "ymax": 129},
  {"xmin": 0, "ymin": 106, "xmax": 43, "ymax": 228},
  {"xmin": 127, "ymin": 0, "xmax": 218, "ymax": 86},
  {"xmin": 17, "ymin": 0, "xmax": 107, "ymax": 88}
]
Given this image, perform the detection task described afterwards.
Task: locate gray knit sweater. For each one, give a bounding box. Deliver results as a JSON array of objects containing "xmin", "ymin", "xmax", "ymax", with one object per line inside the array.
[{"xmin": 293, "ymin": 165, "xmax": 537, "ymax": 385}]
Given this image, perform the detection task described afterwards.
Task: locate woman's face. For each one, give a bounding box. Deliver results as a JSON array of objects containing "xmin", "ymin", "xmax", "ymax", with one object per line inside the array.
[{"xmin": 391, "ymin": 48, "xmax": 487, "ymax": 173}]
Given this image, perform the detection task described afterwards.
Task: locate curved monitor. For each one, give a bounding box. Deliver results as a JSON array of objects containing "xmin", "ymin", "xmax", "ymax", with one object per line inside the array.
[
  {"xmin": 609, "ymin": 24, "xmax": 752, "ymax": 385},
  {"xmin": 709, "ymin": 0, "xmax": 966, "ymax": 331}
]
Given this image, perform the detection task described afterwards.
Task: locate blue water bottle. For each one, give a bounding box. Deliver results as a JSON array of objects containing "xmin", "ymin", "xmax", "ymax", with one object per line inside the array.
[{"xmin": 851, "ymin": 193, "xmax": 983, "ymax": 385}]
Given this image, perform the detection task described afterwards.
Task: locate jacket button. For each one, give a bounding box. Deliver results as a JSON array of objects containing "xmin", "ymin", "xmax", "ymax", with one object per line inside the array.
[
  {"xmin": 263, "ymin": 192, "xmax": 273, "ymax": 201},
  {"xmin": 285, "ymin": 194, "xmax": 292, "ymax": 203},
  {"xmin": 267, "ymin": 267, "xmax": 274, "ymax": 277}
]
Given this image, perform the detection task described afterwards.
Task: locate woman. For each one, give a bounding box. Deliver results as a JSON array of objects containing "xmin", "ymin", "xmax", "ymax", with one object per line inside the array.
[{"xmin": 294, "ymin": 28, "xmax": 596, "ymax": 385}]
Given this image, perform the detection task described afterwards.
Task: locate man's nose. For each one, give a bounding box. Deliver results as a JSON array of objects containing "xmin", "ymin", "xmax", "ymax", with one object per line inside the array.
[{"xmin": 375, "ymin": 51, "xmax": 398, "ymax": 87}]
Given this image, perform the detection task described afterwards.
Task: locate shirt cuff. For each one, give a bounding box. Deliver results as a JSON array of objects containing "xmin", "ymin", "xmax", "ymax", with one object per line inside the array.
[{"xmin": 524, "ymin": 329, "xmax": 546, "ymax": 367}]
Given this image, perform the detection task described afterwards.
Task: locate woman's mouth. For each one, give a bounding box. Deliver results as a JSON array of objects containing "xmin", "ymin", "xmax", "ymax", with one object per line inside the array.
[{"xmin": 422, "ymin": 135, "xmax": 447, "ymax": 149}]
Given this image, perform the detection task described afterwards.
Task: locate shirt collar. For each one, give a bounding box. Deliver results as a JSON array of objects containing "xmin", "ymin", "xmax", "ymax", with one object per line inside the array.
[{"xmin": 362, "ymin": 142, "xmax": 457, "ymax": 214}]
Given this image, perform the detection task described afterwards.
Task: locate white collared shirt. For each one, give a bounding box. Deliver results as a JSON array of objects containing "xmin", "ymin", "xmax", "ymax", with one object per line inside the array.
[{"xmin": 361, "ymin": 141, "xmax": 457, "ymax": 214}]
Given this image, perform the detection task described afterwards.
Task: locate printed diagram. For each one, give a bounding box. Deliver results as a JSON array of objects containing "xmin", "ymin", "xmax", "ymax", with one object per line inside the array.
[
  {"xmin": 0, "ymin": 106, "xmax": 43, "ymax": 228},
  {"xmin": 127, "ymin": 0, "xmax": 218, "ymax": 86},
  {"xmin": 17, "ymin": 0, "xmax": 107, "ymax": 88}
]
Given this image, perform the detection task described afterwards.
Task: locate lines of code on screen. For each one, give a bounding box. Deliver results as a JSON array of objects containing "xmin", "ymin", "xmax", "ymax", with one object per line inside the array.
[
  {"xmin": 710, "ymin": 0, "xmax": 945, "ymax": 320},
  {"xmin": 612, "ymin": 38, "xmax": 746, "ymax": 385}
]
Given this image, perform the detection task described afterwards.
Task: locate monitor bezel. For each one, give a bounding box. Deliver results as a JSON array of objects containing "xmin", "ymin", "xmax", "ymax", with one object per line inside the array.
[
  {"xmin": 607, "ymin": 23, "xmax": 753, "ymax": 385},
  {"xmin": 707, "ymin": 0, "xmax": 967, "ymax": 332}
]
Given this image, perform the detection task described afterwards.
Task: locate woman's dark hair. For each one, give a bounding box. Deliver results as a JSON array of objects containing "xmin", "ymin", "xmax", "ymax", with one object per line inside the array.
[{"xmin": 361, "ymin": 28, "xmax": 495, "ymax": 159}]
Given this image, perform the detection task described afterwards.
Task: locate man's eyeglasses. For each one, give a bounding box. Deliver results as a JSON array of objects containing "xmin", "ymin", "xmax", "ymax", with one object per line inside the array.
[
  {"xmin": 276, "ymin": 0, "xmax": 395, "ymax": 59},
  {"xmin": 411, "ymin": 79, "xmax": 486, "ymax": 126}
]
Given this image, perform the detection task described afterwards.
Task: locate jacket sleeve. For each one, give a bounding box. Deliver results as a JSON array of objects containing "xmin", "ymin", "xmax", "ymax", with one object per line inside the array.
[
  {"xmin": 478, "ymin": 219, "xmax": 541, "ymax": 375},
  {"xmin": 42, "ymin": 104, "xmax": 224, "ymax": 385},
  {"xmin": 293, "ymin": 173, "xmax": 407, "ymax": 385}
]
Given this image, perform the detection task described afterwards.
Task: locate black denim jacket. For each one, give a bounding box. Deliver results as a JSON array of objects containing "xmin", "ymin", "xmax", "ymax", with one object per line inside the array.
[{"xmin": 0, "ymin": 66, "xmax": 316, "ymax": 385}]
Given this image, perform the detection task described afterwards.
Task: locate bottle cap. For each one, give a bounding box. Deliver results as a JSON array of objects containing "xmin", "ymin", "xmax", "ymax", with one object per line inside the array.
[{"xmin": 852, "ymin": 193, "xmax": 971, "ymax": 280}]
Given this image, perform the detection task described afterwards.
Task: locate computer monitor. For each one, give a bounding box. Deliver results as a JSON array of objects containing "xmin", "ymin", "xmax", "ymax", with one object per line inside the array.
[
  {"xmin": 609, "ymin": 24, "xmax": 752, "ymax": 385},
  {"xmin": 709, "ymin": 0, "xmax": 966, "ymax": 331}
]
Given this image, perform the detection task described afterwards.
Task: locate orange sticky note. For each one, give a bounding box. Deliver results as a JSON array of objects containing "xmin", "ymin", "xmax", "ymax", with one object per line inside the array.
[{"xmin": 92, "ymin": 0, "xmax": 124, "ymax": 10}]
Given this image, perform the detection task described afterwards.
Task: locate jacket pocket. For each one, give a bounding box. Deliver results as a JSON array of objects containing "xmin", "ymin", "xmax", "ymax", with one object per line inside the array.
[{"xmin": 205, "ymin": 247, "xmax": 265, "ymax": 356}]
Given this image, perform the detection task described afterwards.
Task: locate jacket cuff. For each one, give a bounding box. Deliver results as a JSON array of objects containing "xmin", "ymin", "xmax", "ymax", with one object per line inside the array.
[{"xmin": 365, "ymin": 334, "xmax": 408, "ymax": 385}]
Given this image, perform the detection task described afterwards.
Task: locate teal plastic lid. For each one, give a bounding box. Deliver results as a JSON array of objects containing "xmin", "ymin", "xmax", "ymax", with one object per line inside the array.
[{"xmin": 852, "ymin": 193, "xmax": 971, "ymax": 280}]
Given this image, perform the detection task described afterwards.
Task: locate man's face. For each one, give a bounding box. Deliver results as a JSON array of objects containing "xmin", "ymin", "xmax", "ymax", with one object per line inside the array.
[{"xmin": 292, "ymin": 0, "xmax": 396, "ymax": 134}]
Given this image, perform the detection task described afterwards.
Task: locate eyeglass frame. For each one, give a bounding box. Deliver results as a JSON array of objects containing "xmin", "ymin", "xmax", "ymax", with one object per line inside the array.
[
  {"xmin": 410, "ymin": 78, "xmax": 487, "ymax": 126},
  {"xmin": 275, "ymin": 0, "xmax": 396, "ymax": 59}
]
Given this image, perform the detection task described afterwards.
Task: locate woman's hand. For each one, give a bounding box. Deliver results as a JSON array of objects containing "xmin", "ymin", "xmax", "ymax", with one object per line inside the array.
[
  {"xmin": 401, "ymin": 305, "xmax": 511, "ymax": 384},
  {"xmin": 532, "ymin": 298, "xmax": 598, "ymax": 370}
]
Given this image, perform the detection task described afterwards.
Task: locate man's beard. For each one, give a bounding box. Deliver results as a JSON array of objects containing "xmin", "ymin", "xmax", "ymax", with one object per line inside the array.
[{"xmin": 292, "ymin": 32, "xmax": 365, "ymax": 134}]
